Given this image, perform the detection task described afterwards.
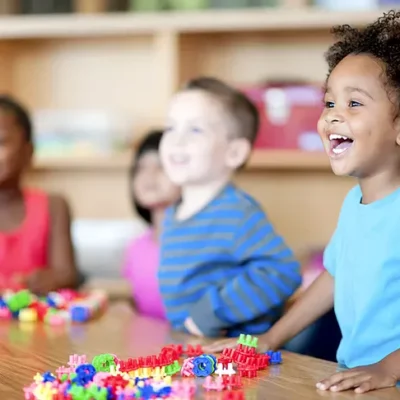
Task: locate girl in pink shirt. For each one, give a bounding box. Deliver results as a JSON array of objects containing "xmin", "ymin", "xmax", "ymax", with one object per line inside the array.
[
  {"xmin": 0, "ymin": 95, "xmax": 80, "ymax": 294},
  {"xmin": 122, "ymin": 130, "xmax": 180, "ymax": 320}
]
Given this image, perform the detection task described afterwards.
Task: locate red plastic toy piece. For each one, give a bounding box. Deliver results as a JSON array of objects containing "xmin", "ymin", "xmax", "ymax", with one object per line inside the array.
[
  {"xmin": 185, "ymin": 344, "xmax": 203, "ymax": 357},
  {"xmin": 118, "ymin": 358, "xmax": 136, "ymax": 372},
  {"xmin": 222, "ymin": 348, "xmax": 235, "ymax": 359},
  {"xmin": 238, "ymin": 359, "xmax": 258, "ymax": 378},
  {"xmin": 102, "ymin": 375, "xmax": 129, "ymax": 388},
  {"xmin": 223, "ymin": 375, "xmax": 243, "ymax": 389},
  {"xmin": 160, "ymin": 345, "xmax": 180, "ymax": 360},
  {"xmin": 223, "ymin": 391, "xmax": 245, "ymax": 400},
  {"xmin": 217, "ymin": 355, "xmax": 232, "ymax": 368},
  {"xmin": 254, "ymin": 353, "xmax": 270, "ymax": 370}
]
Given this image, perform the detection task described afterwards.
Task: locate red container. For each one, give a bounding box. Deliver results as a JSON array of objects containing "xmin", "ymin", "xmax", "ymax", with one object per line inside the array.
[{"xmin": 242, "ymin": 84, "xmax": 324, "ymax": 151}]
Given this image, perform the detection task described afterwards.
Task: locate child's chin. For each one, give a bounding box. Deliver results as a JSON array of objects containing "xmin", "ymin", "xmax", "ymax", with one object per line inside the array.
[{"xmin": 330, "ymin": 161, "xmax": 353, "ymax": 177}]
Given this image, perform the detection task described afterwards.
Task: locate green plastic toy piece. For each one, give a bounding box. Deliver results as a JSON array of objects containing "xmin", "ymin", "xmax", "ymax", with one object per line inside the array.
[
  {"xmin": 60, "ymin": 373, "xmax": 69, "ymax": 382},
  {"xmin": 69, "ymin": 373, "xmax": 77, "ymax": 381},
  {"xmin": 68, "ymin": 384, "xmax": 86, "ymax": 399},
  {"xmin": 165, "ymin": 360, "xmax": 180, "ymax": 376},
  {"xmin": 237, "ymin": 333, "xmax": 258, "ymax": 348},
  {"xmin": 6, "ymin": 290, "xmax": 32, "ymax": 312},
  {"xmin": 87, "ymin": 384, "xmax": 108, "ymax": 400},
  {"xmin": 92, "ymin": 353, "xmax": 116, "ymax": 372}
]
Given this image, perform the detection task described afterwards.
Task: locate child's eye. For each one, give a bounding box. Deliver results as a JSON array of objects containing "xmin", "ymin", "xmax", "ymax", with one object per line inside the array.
[
  {"xmin": 324, "ymin": 101, "xmax": 334, "ymax": 108},
  {"xmin": 349, "ymin": 100, "xmax": 362, "ymax": 107},
  {"xmin": 190, "ymin": 127, "xmax": 203, "ymax": 134}
]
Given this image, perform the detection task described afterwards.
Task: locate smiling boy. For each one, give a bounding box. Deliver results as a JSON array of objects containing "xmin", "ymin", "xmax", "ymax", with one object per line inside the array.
[{"xmin": 158, "ymin": 77, "xmax": 301, "ymax": 338}]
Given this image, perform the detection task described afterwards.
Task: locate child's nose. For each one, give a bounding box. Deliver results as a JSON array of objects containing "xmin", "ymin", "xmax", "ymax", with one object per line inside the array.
[{"xmin": 325, "ymin": 111, "xmax": 344, "ymax": 125}]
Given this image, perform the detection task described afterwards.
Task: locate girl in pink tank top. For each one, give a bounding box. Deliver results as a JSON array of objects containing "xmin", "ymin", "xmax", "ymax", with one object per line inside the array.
[
  {"xmin": 122, "ymin": 130, "xmax": 180, "ymax": 320},
  {"xmin": 0, "ymin": 96, "xmax": 80, "ymax": 294}
]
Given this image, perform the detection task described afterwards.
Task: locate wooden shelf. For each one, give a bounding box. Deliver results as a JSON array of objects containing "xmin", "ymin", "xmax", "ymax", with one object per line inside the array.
[
  {"xmin": 32, "ymin": 153, "xmax": 132, "ymax": 170},
  {"xmin": 31, "ymin": 150, "xmax": 330, "ymax": 171},
  {"xmin": 0, "ymin": 8, "xmax": 388, "ymax": 39},
  {"xmin": 248, "ymin": 150, "xmax": 330, "ymax": 171}
]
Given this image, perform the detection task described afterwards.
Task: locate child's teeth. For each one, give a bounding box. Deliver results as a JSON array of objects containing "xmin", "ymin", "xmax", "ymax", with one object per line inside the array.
[
  {"xmin": 329, "ymin": 134, "xmax": 349, "ymax": 140},
  {"xmin": 332, "ymin": 147, "xmax": 348, "ymax": 154}
]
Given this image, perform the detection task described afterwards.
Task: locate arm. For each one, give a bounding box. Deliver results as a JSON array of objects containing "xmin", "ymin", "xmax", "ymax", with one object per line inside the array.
[
  {"xmin": 26, "ymin": 194, "xmax": 79, "ymax": 294},
  {"xmin": 263, "ymin": 270, "xmax": 334, "ymax": 349},
  {"xmin": 264, "ymin": 225, "xmax": 338, "ymax": 349},
  {"xmin": 189, "ymin": 209, "xmax": 301, "ymax": 337}
]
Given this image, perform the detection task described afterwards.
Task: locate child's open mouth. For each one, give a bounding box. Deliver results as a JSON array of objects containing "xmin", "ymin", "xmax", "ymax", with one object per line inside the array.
[{"xmin": 329, "ymin": 134, "xmax": 354, "ymax": 155}]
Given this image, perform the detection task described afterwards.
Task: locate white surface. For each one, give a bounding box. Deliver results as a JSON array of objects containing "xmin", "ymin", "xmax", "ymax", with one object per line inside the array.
[{"xmin": 71, "ymin": 219, "xmax": 147, "ymax": 278}]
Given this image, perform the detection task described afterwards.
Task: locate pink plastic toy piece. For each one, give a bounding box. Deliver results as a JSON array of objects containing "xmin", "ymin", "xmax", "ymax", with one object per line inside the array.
[
  {"xmin": 93, "ymin": 372, "xmax": 111, "ymax": 385},
  {"xmin": 56, "ymin": 366, "xmax": 72, "ymax": 378},
  {"xmin": 23, "ymin": 383, "xmax": 36, "ymax": 400},
  {"xmin": 0, "ymin": 308, "xmax": 12, "ymax": 319},
  {"xmin": 68, "ymin": 354, "xmax": 87, "ymax": 369},
  {"xmin": 171, "ymin": 380, "xmax": 196, "ymax": 397},
  {"xmin": 181, "ymin": 357, "xmax": 195, "ymax": 377},
  {"xmin": 203, "ymin": 376, "xmax": 225, "ymax": 391},
  {"xmin": 47, "ymin": 314, "xmax": 67, "ymax": 326}
]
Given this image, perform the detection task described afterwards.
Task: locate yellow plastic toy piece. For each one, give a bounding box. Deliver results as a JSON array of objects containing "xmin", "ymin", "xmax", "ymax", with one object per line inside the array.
[{"xmin": 19, "ymin": 308, "xmax": 38, "ymax": 323}]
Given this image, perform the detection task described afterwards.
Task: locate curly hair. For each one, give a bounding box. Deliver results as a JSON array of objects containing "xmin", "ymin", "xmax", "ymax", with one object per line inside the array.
[{"xmin": 325, "ymin": 10, "xmax": 400, "ymax": 96}]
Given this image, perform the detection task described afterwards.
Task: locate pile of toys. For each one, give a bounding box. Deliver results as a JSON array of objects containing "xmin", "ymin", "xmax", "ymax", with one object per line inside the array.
[
  {"xmin": 0, "ymin": 289, "xmax": 107, "ymax": 325},
  {"xmin": 24, "ymin": 334, "xmax": 282, "ymax": 399}
]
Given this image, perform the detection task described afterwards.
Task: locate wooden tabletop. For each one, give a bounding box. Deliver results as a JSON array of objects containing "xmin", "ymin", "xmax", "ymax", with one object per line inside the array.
[{"xmin": 0, "ymin": 302, "xmax": 399, "ymax": 400}]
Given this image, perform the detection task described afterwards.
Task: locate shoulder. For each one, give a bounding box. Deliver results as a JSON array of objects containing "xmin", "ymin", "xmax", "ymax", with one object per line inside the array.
[
  {"xmin": 219, "ymin": 184, "xmax": 265, "ymax": 217},
  {"xmin": 336, "ymin": 185, "xmax": 361, "ymax": 223},
  {"xmin": 343, "ymin": 185, "xmax": 361, "ymax": 207},
  {"xmin": 48, "ymin": 193, "xmax": 71, "ymax": 217},
  {"xmin": 127, "ymin": 230, "xmax": 154, "ymax": 251}
]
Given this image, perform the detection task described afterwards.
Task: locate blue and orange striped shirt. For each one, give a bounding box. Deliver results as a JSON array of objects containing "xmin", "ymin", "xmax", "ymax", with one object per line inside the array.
[{"xmin": 159, "ymin": 183, "xmax": 301, "ymax": 337}]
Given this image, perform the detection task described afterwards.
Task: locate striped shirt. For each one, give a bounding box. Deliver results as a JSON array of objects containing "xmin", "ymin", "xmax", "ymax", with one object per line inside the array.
[{"xmin": 159, "ymin": 183, "xmax": 301, "ymax": 337}]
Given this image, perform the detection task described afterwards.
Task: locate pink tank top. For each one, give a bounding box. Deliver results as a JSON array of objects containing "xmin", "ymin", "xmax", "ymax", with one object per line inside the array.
[
  {"xmin": 0, "ymin": 189, "xmax": 49, "ymax": 290},
  {"xmin": 122, "ymin": 230, "xmax": 166, "ymax": 320}
]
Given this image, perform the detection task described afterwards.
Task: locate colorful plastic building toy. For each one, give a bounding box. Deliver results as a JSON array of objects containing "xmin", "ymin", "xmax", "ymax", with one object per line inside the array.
[
  {"xmin": 23, "ymin": 332, "xmax": 283, "ymax": 399},
  {"xmin": 0, "ymin": 289, "xmax": 107, "ymax": 327}
]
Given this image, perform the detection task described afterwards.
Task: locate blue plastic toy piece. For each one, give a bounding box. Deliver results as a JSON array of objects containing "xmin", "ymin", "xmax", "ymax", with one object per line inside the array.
[
  {"xmin": 70, "ymin": 306, "xmax": 90, "ymax": 322},
  {"xmin": 42, "ymin": 371, "xmax": 56, "ymax": 383},
  {"xmin": 266, "ymin": 350, "xmax": 282, "ymax": 364},
  {"xmin": 192, "ymin": 355, "xmax": 215, "ymax": 377},
  {"xmin": 46, "ymin": 295, "xmax": 57, "ymax": 308}
]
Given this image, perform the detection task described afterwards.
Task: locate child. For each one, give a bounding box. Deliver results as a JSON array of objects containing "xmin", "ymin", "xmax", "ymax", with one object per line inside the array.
[
  {"xmin": 0, "ymin": 95, "xmax": 80, "ymax": 295},
  {"xmin": 205, "ymin": 10, "xmax": 400, "ymax": 394},
  {"xmin": 122, "ymin": 130, "xmax": 180, "ymax": 319},
  {"xmin": 159, "ymin": 77, "xmax": 301, "ymax": 338}
]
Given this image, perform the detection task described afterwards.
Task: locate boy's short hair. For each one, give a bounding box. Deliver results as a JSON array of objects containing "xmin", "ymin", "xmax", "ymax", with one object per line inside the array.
[{"xmin": 184, "ymin": 77, "xmax": 259, "ymax": 146}]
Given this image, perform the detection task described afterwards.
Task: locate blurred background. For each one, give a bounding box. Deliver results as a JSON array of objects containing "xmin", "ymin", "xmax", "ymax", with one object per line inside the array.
[{"xmin": 0, "ymin": 0, "xmax": 396, "ymax": 294}]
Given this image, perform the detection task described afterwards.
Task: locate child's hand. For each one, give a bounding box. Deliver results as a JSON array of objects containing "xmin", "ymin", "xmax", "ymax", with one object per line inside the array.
[
  {"xmin": 184, "ymin": 317, "xmax": 204, "ymax": 337},
  {"xmin": 25, "ymin": 269, "xmax": 59, "ymax": 296},
  {"xmin": 203, "ymin": 336, "xmax": 271, "ymax": 353},
  {"xmin": 316, "ymin": 362, "xmax": 398, "ymax": 393}
]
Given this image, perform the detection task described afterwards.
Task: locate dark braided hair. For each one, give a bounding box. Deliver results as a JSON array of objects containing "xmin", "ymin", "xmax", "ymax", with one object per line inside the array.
[{"xmin": 325, "ymin": 10, "xmax": 400, "ymax": 104}]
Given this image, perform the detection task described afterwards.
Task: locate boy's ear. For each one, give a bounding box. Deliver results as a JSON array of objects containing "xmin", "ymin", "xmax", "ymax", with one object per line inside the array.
[{"xmin": 225, "ymin": 138, "xmax": 251, "ymax": 169}]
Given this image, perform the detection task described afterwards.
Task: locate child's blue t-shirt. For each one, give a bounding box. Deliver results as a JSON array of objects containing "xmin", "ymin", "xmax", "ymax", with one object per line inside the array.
[{"xmin": 324, "ymin": 184, "xmax": 400, "ymax": 368}]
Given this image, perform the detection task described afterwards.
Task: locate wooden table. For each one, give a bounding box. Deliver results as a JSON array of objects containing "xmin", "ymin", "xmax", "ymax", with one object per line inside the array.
[{"xmin": 0, "ymin": 303, "xmax": 399, "ymax": 400}]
